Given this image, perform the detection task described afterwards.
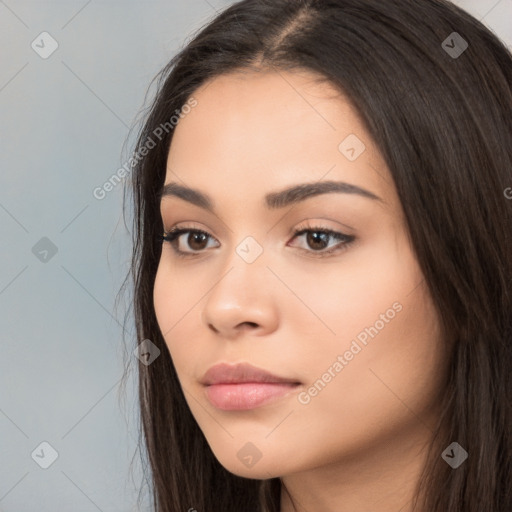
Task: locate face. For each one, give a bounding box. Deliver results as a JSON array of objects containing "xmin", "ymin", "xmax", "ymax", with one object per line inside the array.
[{"xmin": 153, "ymin": 69, "xmax": 447, "ymax": 480}]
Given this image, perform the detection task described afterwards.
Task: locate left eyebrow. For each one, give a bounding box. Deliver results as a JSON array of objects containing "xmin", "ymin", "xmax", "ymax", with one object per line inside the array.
[{"xmin": 159, "ymin": 180, "xmax": 382, "ymax": 213}]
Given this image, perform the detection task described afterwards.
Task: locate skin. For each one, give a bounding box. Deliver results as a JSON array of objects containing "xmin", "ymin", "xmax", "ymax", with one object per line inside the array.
[{"xmin": 153, "ymin": 68, "xmax": 449, "ymax": 512}]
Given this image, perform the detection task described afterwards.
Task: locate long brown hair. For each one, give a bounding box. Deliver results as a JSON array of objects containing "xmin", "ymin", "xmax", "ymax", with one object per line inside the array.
[{"xmin": 122, "ymin": 1, "xmax": 512, "ymax": 510}]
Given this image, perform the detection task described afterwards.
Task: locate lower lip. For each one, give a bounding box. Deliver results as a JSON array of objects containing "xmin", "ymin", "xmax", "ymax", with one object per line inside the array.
[{"xmin": 204, "ymin": 382, "xmax": 299, "ymax": 410}]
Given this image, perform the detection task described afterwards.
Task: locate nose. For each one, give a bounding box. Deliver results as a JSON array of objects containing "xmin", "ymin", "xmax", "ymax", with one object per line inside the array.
[{"xmin": 201, "ymin": 255, "xmax": 280, "ymax": 339}]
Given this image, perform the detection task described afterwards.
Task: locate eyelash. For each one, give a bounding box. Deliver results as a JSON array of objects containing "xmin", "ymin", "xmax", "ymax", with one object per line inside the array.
[{"xmin": 160, "ymin": 224, "xmax": 355, "ymax": 259}]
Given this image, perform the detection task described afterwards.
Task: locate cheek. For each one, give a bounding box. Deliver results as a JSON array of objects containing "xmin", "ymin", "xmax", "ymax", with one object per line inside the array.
[
  {"xmin": 153, "ymin": 262, "xmax": 202, "ymax": 369},
  {"xmin": 291, "ymin": 281, "xmax": 445, "ymax": 462},
  {"xmin": 153, "ymin": 264, "xmax": 174, "ymax": 336},
  {"xmin": 153, "ymin": 256, "xmax": 204, "ymax": 332},
  {"xmin": 154, "ymin": 264, "xmax": 172, "ymax": 321}
]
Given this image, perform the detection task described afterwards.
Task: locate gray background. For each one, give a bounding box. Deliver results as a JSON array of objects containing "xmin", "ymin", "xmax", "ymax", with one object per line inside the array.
[{"xmin": 0, "ymin": 1, "xmax": 510, "ymax": 511}]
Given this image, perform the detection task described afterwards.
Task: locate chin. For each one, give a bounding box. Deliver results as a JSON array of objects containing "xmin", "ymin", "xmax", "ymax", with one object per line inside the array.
[{"xmin": 211, "ymin": 448, "xmax": 285, "ymax": 480}]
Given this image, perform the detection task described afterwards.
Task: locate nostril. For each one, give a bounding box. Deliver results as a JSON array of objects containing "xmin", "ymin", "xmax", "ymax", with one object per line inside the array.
[
  {"xmin": 208, "ymin": 323, "xmax": 220, "ymax": 333},
  {"xmin": 240, "ymin": 321, "xmax": 259, "ymax": 329}
]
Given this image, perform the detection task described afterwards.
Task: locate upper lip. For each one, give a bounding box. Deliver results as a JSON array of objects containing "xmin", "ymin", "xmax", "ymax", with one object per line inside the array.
[{"xmin": 201, "ymin": 363, "xmax": 300, "ymax": 385}]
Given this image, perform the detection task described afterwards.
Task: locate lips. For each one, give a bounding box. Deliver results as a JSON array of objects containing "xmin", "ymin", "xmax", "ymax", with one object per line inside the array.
[
  {"xmin": 201, "ymin": 363, "xmax": 301, "ymax": 410},
  {"xmin": 200, "ymin": 362, "xmax": 300, "ymax": 386}
]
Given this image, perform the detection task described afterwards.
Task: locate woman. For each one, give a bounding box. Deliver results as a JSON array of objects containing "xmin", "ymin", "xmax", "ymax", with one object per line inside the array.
[{"xmin": 126, "ymin": 0, "xmax": 512, "ymax": 510}]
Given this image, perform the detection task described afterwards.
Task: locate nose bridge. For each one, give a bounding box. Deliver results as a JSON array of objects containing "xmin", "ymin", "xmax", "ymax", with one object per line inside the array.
[
  {"xmin": 208, "ymin": 234, "xmax": 268, "ymax": 304},
  {"xmin": 201, "ymin": 233, "xmax": 278, "ymax": 335}
]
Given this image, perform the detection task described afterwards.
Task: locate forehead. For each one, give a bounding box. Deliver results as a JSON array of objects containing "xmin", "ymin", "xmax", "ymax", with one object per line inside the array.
[{"xmin": 165, "ymin": 69, "xmax": 395, "ymax": 212}]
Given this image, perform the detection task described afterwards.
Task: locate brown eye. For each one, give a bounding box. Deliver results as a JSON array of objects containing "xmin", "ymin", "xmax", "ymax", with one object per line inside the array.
[
  {"xmin": 289, "ymin": 227, "xmax": 355, "ymax": 257},
  {"xmin": 162, "ymin": 228, "xmax": 219, "ymax": 255},
  {"xmin": 305, "ymin": 231, "xmax": 330, "ymax": 250},
  {"xmin": 187, "ymin": 232, "xmax": 209, "ymax": 251}
]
